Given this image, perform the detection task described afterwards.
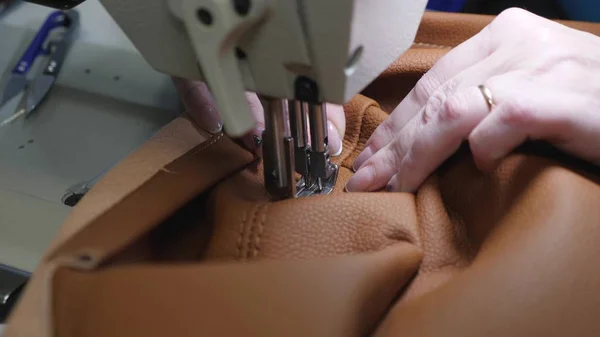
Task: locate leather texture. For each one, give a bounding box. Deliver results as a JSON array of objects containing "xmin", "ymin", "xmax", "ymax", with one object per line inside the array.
[{"xmin": 7, "ymin": 11, "xmax": 600, "ymax": 337}]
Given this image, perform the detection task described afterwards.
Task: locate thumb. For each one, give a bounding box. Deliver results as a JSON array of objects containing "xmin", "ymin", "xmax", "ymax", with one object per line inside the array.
[
  {"xmin": 326, "ymin": 103, "xmax": 346, "ymax": 157},
  {"xmin": 172, "ymin": 77, "xmax": 222, "ymax": 134}
]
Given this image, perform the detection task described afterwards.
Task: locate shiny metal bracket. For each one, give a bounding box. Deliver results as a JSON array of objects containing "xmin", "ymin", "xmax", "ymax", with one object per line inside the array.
[{"xmin": 263, "ymin": 98, "xmax": 338, "ymax": 201}]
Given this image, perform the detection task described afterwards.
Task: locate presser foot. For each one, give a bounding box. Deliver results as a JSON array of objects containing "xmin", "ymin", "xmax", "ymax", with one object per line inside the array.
[{"xmin": 295, "ymin": 163, "xmax": 338, "ymax": 198}]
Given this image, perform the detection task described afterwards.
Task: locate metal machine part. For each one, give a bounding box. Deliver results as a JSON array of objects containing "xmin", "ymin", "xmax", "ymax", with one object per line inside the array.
[
  {"xmin": 263, "ymin": 98, "xmax": 338, "ymax": 200},
  {"xmin": 288, "ymin": 100, "xmax": 311, "ymax": 185},
  {"xmin": 262, "ymin": 98, "xmax": 296, "ymax": 201},
  {"xmin": 25, "ymin": 0, "xmax": 427, "ymax": 137},
  {"xmin": 0, "ymin": 264, "xmax": 29, "ymax": 323},
  {"xmin": 24, "ymin": 0, "xmax": 429, "ymax": 200}
]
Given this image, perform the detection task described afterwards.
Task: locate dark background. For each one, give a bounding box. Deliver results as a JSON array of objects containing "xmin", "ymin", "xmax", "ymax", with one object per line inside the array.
[{"xmin": 463, "ymin": 0, "xmax": 567, "ymax": 19}]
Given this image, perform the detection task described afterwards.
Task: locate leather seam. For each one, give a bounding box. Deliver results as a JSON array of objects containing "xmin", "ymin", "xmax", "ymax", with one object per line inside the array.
[
  {"xmin": 236, "ymin": 207, "xmax": 250, "ymax": 260},
  {"xmin": 246, "ymin": 203, "xmax": 264, "ymax": 260},
  {"xmin": 244, "ymin": 204, "xmax": 258, "ymax": 260},
  {"xmin": 412, "ymin": 41, "xmax": 453, "ymax": 49},
  {"xmin": 165, "ymin": 132, "xmax": 224, "ymax": 174},
  {"xmin": 253, "ymin": 203, "xmax": 269, "ymax": 258},
  {"xmin": 186, "ymin": 133, "xmax": 223, "ymax": 157},
  {"xmin": 339, "ymin": 99, "xmax": 378, "ymax": 169}
]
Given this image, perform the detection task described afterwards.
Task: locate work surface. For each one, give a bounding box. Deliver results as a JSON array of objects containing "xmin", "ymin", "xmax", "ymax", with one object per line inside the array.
[{"xmin": 0, "ymin": 1, "xmax": 180, "ymax": 272}]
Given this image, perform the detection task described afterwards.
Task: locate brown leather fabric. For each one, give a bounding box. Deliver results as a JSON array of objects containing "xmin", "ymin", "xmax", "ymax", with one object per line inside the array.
[
  {"xmin": 7, "ymin": 11, "xmax": 600, "ymax": 337},
  {"xmin": 52, "ymin": 244, "xmax": 422, "ymax": 337}
]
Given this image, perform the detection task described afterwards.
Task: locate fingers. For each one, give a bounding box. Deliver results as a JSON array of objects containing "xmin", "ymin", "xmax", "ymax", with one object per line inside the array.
[
  {"xmin": 173, "ymin": 77, "xmax": 268, "ymax": 153},
  {"xmin": 468, "ymin": 85, "xmax": 593, "ymax": 171},
  {"xmin": 173, "ymin": 78, "xmax": 347, "ymax": 157},
  {"xmin": 346, "ymin": 124, "xmax": 416, "ymax": 192},
  {"xmin": 348, "ymin": 84, "xmax": 496, "ymax": 193},
  {"xmin": 348, "ymin": 54, "xmax": 508, "ymax": 193},
  {"xmin": 353, "ymin": 25, "xmax": 495, "ymax": 170},
  {"xmin": 387, "ymin": 85, "xmax": 494, "ymax": 192},
  {"xmin": 172, "ymin": 77, "xmax": 223, "ymax": 134},
  {"xmin": 326, "ymin": 103, "xmax": 346, "ymax": 156},
  {"xmin": 239, "ymin": 92, "xmax": 266, "ymax": 154}
]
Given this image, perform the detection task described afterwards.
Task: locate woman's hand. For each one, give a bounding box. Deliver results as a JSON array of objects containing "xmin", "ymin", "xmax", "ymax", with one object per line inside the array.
[
  {"xmin": 347, "ymin": 8, "xmax": 600, "ymax": 193},
  {"xmin": 172, "ymin": 78, "xmax": 346, "ymax": 156}
]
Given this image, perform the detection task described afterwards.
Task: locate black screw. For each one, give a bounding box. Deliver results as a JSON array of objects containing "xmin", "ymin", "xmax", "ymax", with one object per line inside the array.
[
  {"xmin": 197, "ymin": 8, "xmax": 213, "ymax": 25},
  {"xmin": 233, "ymin": 0, "xmax": 251, "ymax": 16},
  {"xmin": 63, "ymin": 193, "xmax": 84, "ymax": 207},
  {"xmin": 294, "ymin": 76, "xmax": 319, "ymax": 103},
  {"xmin": 235, "ymin": 48, "xmax": 247, "ymax": 59},
  {"xmin": 253, "ymin": 135, "xmax": 262, "ymax": 147}
]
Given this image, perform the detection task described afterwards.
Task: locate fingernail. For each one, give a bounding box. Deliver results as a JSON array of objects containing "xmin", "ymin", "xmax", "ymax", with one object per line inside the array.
[
  {"xmin": 353, "ymin": 146, "xmax": 374, "ymax": 172},
  {"xmin": 211, "ymin": 121, "xmax": 223, "ymax": 134},
  {"xmin": 332, "ymin": 143, "xmax": 343, "ymax": 157},
  {"xmin": 185, "ymin": 87, "xmax": 222, "ymax": 134},
  {"xmin": 345, "ymin": 166, "xmax": 373, "ymax": 192},
  {"xmin": 328, "ymin": 121, "xmax": 342, "ymax": 157}
]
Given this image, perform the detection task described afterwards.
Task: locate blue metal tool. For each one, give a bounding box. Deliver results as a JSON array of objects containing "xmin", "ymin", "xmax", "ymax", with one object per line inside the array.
[
  {"xmin": 0, "ymin": 10, "xmax": 77, "ymax": 124},
  {"xmin": 18, "ymin": 10, "xmax": 79, "ymax": 118}
]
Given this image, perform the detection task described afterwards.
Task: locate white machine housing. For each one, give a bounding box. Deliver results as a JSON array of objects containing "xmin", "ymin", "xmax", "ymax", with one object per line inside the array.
[{"xmin": 98, "ymin": 0, "xmax": 429, "ymax": 136}]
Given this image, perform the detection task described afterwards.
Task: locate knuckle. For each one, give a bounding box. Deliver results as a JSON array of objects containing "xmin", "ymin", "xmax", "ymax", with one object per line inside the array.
[
  {"xmin": 375, "ymin": 120, "xmax": 395, "ymax": 145},
  {"xmin": 400, "ymin": 150, "xmax": 418, "ymax": 175},
  {"xmin": 414, "ymin": 72, "xmax": 442, "ymax": 105},
  {"xmin": 494, "ymin": 7, "xmax": 532, "ymax": 27},
  {"xmin": 492, "ymin": 8, "xmax": 543, "ymax": 40},
  {"xmin": 498, "ymin": 99, "xmax": 535, "ymax": 126},
  {"xmin": 385, "ymin": 143, "xmax": 403, "ymax": 170},
  {"xmin": 421, "ymin": 89, "xmax": 448, "ymax": 124},
  {"xmin": 467, "ymin": 132, "xmax": 483, "ymax": 154},
  {"xmin": 467, "ymin": 133, "xmax": 489, "ymax": 164},
  {"xmin": 366, "ymin": 151, "xmax": 394, "ymax": 187},
  {"xmin": 438, "ymin": 93, "xmax": 466, "ymax": 123},
  {"xmin": 530, "ymin": 53, "xmax": 589, "ymax": 77}
]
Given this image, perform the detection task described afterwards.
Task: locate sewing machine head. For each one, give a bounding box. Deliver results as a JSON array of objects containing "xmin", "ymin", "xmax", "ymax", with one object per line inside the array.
[{"xmin": 26, "ymin": 0, "xmax": 428, "ymax": 200}]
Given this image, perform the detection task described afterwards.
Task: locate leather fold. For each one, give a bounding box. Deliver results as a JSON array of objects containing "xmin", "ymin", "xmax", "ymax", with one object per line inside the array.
[
  {"xmin": 48, "ymin": 131, "xmax": 255, "ymax": 264},
  {"xmin": 52, "ymin": 244, "xmax": 422, "ymax": 337}
]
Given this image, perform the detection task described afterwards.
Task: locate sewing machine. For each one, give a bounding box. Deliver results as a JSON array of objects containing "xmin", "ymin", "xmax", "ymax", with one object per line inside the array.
[{"xmin": 24, "ymin": 0, "xmax": 428, "ymax": 200}]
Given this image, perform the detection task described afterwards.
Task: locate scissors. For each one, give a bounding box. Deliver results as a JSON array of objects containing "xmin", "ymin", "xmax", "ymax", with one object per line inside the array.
[{"xmin": 0, "ymin": 10, "xmax": 79, "ymax": 126}]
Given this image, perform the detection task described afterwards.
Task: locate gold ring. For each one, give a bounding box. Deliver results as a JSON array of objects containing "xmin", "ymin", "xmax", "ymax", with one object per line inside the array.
[{"xmin": 478, "ymin": 84, "xmax": 496, "ymax": 111}]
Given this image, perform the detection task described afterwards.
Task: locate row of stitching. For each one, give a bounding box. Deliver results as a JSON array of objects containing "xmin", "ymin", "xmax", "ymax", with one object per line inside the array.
[
  {"xmin": 248, "ymin": 204, "xmax": 268, "ymax": 259},
  {"xmin": 239, "ymin": 204, "xmax": 258, "ymax": 260},
  {"xmin": 238, "ymin": 203, "xmax": 266, "ymax": 260},
  {"xmin": 253, "ymin": 204, "xmax": 269, "ymax": 258},
  {"xmin": 164, "ymin": 132, "xmax": 224, "ymax": 174},
  {"xmin": 339, "ymin": 98, "xmax": 377, "ymax": 169},
  {"xmin": 188, "ymin": 133, "xmax": 223, "ymax": 156},
  {"xmin": 236, "ymin": 207, "xmax": 250, "ymax": 260},
  {"xmin": 412, "ymin": 41, "xmax": 453, "ymax": 49}
]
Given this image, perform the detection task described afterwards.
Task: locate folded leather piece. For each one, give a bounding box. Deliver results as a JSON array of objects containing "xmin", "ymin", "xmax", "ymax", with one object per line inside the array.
[
  {"xmin": 7, "ymin": 11, "xmax": 600, "ymax": 337},
  {"xmin": 52, "ymin": 244, "xmax": 422, "ymax": 337}
]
